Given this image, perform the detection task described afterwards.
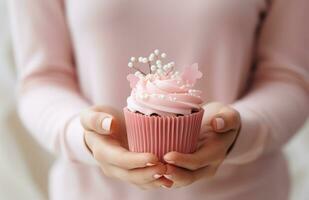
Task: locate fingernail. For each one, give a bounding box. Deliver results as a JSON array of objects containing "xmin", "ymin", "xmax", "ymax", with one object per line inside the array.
[
  {"xmin": 163, "ymin": 174, "xmax": 172, "ymax": 180},
  {"xmin": 215, "ymin": 118, "xmax": 225, "ymax": 130},
  {"xmin": 160, "ymin": 185, "xmax": 169, "ymax": 189},
  {"xmin": 153, "ymin": 174, "xmax": 162, "ymax": 179},
  {"xmin": 102, "ymin": 117, "xmax": 113, "ymax": 131},
  {"xmin": 146, "ymin": 163, "xmax": 156, "ymax": 166}
]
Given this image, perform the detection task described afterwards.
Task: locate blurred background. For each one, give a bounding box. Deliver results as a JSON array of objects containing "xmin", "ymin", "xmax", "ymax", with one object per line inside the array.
[{"xmin": 0, "ymin": 1, "xmax": 308, "ymax": 200}]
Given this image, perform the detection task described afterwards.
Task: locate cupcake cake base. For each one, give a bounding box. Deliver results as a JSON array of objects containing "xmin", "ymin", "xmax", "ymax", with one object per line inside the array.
[{"xmin": 123, "ymin": 108, "xmax": 204, "ymax": 162}]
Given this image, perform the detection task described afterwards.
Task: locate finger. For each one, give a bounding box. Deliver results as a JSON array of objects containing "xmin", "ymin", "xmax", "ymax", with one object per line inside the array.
[
  {"xmin": 129, "ymin": 163, "xmax": 167, "ymax": 183},
  {"xmin": 211, "ymin": 106, "xmax": 240, "ymax": 133},
  {"xmin": 103, "ymin": 164, "xmax": 172, "ymax": 189},
  {"xmin": 85, "ymin": 131, "xmax": 159, "ymax": 169},
  {"xmin": 164, "ymin": 164, "xmax": 219, "ymax": 188},
  {"xmin": 200, "ymin": 124, "xmax": 213, "ymax": 134},
  {"xmin": 163, "ymin": 150, "xmax": 207, "ymax": 171},
  {"xmin": 163, "ymin": 164, "xmax": 194, "ymax": 188},
  {"xmin": 150, "ymin": 177, "xmax": 173, "ymax": 189},
  {"xmin": 163, "ymin": 136, "xmax": 227, "ymax": 170},
  {"xmin": 80, "ymin": 109, "xmax": 114, "ymax": 134},
  {"xmin": 137, "ymin": 177, "xmax": 173, "ymax": 190}
]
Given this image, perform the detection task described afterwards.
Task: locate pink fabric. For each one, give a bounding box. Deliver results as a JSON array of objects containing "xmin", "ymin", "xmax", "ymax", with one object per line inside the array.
[
  {"xmin": 123, "ymin": 108, "xmax": 204, "ymax": 161},
  {"xmin": 9, "ymin": 0, "xmax": 308, "ymax": 200}
]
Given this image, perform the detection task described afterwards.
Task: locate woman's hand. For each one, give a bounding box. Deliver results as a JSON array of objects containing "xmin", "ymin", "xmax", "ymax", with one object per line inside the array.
[
  {"xmin": 81, "ymin": 106, "xmax": 173, "ymax": 190},
  {"xmin": 162, "ymin": 102, "xmax": 241, "ymax": 188}
]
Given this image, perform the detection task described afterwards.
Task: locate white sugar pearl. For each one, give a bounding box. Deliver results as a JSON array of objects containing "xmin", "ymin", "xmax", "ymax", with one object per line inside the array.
[
  {"xmin": 138, "ymin": 57, "xmax": 143, "ymax": 62},
  {"xmin": 134, "ymin": 71, "xmax": 141, "ymax": 76},
  {"xmin": 157, "ymin": 69, "xmax": 163, "ymax": 74},
  {"xmin": 128, "ymin": 62, "xmax": 134, "ymax": 68},
  {"xmin": 156, "ymin": 60, "xmax": 162, "ymax": 65},
  {"xmin": 142, "ymin": 58, "xmax": 148, "ymax": 63},
  {"xmin": 161, "ymin": 53, "xmax": 167, "ymax": 58},
  {"xmin": 157, "ymin": 63, "xmax": 162, "ymax": 69},
  {"xmin": 151, "ymin": 65, "xmax": 157, "ymax": 71},
  {"xmin": 163, "ymin": 65, "xmax": 169, "ymax": 71},
  {"xmin": 174, "ymin": 71, "xmax": 179, "ymax": 76},
  {"xmin": 149, "ymin": 54, "xmax": 155, "ymax": 61},
  {"xmin": 154, "ymin": 49, "xmax": 160, "ymax": 55},
  {"xmin": 130, "ymin": 57, "xmax": 136, "ymax": 62}
]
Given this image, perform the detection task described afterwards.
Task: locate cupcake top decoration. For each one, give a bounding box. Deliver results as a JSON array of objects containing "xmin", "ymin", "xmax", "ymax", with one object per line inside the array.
[{"xmin": 126, "ymin": 49, "xmax": 204, "ymax": 116}]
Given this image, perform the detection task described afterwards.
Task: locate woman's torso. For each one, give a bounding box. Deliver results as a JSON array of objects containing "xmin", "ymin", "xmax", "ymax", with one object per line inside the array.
[{"xmin": 50, "ymin": 1, "xmax": 290, "ymax": 199}]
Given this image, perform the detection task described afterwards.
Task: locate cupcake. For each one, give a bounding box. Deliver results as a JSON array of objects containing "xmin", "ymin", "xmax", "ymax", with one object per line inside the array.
[{"xmin": 123, "ymin": 49, "xmax": 204, "ymax": 161}]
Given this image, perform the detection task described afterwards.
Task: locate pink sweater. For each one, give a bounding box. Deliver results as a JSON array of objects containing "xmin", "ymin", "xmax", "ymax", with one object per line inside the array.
[{"xmin": 9, "ymin": 0, "xmax": 308, "ymax": 200}]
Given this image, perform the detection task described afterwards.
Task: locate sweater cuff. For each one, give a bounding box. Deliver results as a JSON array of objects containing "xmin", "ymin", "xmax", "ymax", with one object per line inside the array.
[
  {"xmin": 65, "ymin": 115, "xmax": 98, "ymax": 165},
  {"xmin": 224, "ymin": 103, "xmax": 268, "ymax": 164}
]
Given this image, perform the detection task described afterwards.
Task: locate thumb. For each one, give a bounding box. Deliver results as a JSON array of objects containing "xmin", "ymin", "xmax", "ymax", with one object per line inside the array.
[
  {"xmin": 211, "ymin": 107, "xmax": 240, "ymax": 133},
  {"xmin": 81, "ymin": 109, "xmax": 116, "ymax": 135}
]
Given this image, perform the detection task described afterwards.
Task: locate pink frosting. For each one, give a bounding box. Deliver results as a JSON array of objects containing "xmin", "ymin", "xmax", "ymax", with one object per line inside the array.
[{"xmin": 127, "ymin": 64, "xmax": 204, "ymax": 116}]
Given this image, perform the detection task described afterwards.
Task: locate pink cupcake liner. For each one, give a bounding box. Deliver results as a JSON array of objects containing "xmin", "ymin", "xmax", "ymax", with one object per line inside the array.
[{"xmin": 123, "ymin": 108, "xmax": 204, "ymax": 161}]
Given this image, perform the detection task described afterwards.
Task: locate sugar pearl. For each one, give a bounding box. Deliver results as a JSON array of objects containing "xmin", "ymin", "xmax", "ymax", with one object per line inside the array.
[
  {"xmin": 149, "ymin": 54, "xmax": 155, "ymax": 61},
  {"xmin": 138, "ymin": 57, "xmax": 143, "ymax": 62},
  {"xmin": 156, "ymin": 60, "xmax": 162, "ymax": 65},
  {"xmin": 151, "ymin": 65, "xmax": 157, "ymax": 71},
  {"xmin": 161, "ymin": 53, "xmax": 167, "ymax": 58},
  {"xmin": 163, "ymin": 65, "xmax": 169, "ymax": 71},
  {"xmin": 154, "ymin": 49, "xmax": 160, "ymax": 55},
  {"xmin": 142, "ymin": 58, "xmax": 148, "ymax": 63},
  {"xmin": 130, "ymin": 57, "xmax": 136, "ymax": 62},
  {"xmin": 128, "ymin": 62, "xmax": 133, "ymax": 68}
]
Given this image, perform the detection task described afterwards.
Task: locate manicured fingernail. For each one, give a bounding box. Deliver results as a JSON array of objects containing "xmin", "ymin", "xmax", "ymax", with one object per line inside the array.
[
  {"xmin": 163, "ymin": 174, "xmax": 172, "ymax": 180},
  {"xmin": 102, "ymin": 117, "xmax": 113, "ymax": 131},
  {"xmin": 215, "ymin": 118, "xmax": 225, "ymax": 130},
  {"xmin": 160, "ymin": 185, "xmax": 169, "ymax": 189},
  {"xmin": 146, "ymin": 163, "xmax": 156, "ymax": 166},
  {"xmin": 153, "ymin": 174, "xmax": 162, "ymax": 179}
]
